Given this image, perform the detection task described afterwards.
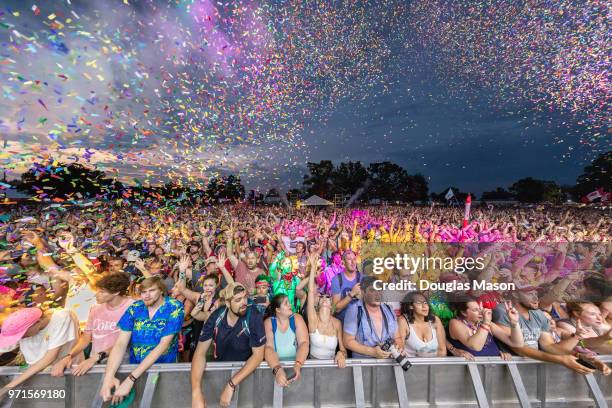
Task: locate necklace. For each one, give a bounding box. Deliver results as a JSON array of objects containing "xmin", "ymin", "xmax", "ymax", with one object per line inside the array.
[{"xmin": 461, "ymin": 319, "xmax": 492, "ymax": 344}]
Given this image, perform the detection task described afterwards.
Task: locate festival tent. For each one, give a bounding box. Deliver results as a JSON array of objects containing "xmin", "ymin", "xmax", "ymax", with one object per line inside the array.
[{"xmin": 301, "ymin": 195, "xmax": 333, "ymax": 207}]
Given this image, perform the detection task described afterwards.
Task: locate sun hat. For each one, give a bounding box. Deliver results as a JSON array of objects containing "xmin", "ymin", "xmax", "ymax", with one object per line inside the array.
[{"xmin": 0, "ymin": 308, "xmax": 42, "ymax": 348}]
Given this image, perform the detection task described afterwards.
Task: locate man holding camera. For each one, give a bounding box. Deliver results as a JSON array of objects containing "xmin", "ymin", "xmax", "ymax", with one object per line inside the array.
[{"xmin": 343, "ymin": 276, "xmax": 402, "ymax": 359}]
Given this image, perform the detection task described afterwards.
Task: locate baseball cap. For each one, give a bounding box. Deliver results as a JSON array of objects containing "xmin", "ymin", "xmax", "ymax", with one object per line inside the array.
[
  {"xmin": 0, "ymin": 308, "xmax": 42, "ymax": 348},
  {"xmin": 219, "ymin": 282, "xmax": 246, "ymax": 301}
]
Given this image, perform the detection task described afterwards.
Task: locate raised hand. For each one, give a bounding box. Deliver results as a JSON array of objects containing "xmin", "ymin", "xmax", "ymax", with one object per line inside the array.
[
  {"xmin": 217, "ymin": 251, "xmax": 227, "ymax": 266},
  {"xmin": 504, "ymin": 301, "xmax": 519, "ymax": 325},
  {"xmin": 575, "ymin": 320, "xmax": 589, "ymax": 339},
  {"xmin": 479, "ymin": 302, "xmax": 492, "ymax": 324},
  {"xmin": 178, "ymin": 254, "xmax": 191, "ymax": 273},
  {"xmin": 57, "ymin": 232, "xmax": 75, "ymax": 252},
  {"xmin": 134, "ymin": 258, "xmax": 146, "ymax": 272}
]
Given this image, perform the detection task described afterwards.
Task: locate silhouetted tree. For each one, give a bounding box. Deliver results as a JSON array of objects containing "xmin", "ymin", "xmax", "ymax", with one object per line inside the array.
[
  {"xmin": 220, "ymin": 175, "xmax": 245, "ymax": 200},
  {"xmin": 509, "ymin": 177, "xmax": 562, "ymax": 203},
  {"xmin": 366, "ymin": 162, "xmax": 409, "ymax": 202},
  {"xmin": 303, "ymin": 160, "xmax": 335, "ymax": 198},
  {"xmin": 18, "ymin": 160, "xmax": 120, "ymax": 199},
  {"xmin": 481, "ymin": 187, "xmax": 514, "ymax": 201},
  {"xmin": 403, "ymin": 174, "xmax": 429, "ymax": 202},
  {"xmin": 572, "ymin": 151, "xmax": 611, "ymax": 200},
  {"xmin": 332, "ymin": 161, "xmax": 368, "ymax": 196}
]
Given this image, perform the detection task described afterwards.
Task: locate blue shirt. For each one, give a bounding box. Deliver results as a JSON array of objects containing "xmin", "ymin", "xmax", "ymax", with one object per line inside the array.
[
  {"xmin": 118, "ymin": 297, "xmax": 184, "ymax": 364},
  {"xmin": 331, "ymin": 272, "xmax": 360, "ymax": 322},
  {"xmin": 199, "ymin": 306, "xmax": 266, "ymax": 362},
  {"xmin": 343, "ymin": 301, "xmax": 398, "ymax": 358}
]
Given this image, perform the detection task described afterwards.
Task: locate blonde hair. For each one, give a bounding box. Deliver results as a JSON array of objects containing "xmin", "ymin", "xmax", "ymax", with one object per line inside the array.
[{"xmin": 140, "ymin": 276, "xmax": 167, "ymax": 295}]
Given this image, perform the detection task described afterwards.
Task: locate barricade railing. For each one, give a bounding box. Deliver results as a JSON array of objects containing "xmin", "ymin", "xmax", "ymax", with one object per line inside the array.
[{"xmin": 0, "ymin": 356, "xmax": 610, "ymax": 408}]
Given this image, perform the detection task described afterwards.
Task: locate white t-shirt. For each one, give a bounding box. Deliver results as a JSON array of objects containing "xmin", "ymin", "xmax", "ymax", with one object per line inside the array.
[
  {"xmin": 281, "ymin": 236, "xmax": 305, "ymax": 255},
  {"xmin": 19, "ymin": 309, "xmax": 77, "ymax": 365}
]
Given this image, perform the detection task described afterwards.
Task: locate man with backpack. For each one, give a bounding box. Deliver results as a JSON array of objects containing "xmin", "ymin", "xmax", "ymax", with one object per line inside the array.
[
  {"xmin": 331, "ymin": 250, "xmax": 362, "ymax": 322},
  {"xmin": 343, "ymin": 276, "xmax": 402, "ymax": 359},
  {"xmin": 191, "ymin": 282, "xmax": 266, "ymax": 408}
]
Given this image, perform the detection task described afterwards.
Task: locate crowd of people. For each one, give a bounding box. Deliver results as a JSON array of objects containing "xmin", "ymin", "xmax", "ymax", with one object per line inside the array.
[{"xmin": 0, "ymin": 202, "xmax": 609, "ymax": 407}]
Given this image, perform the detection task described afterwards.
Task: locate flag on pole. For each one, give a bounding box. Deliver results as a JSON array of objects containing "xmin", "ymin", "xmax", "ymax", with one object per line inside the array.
[
  {"xmin": 445, "ymin": 188, "xmax": 454, "ymax": 201},
  {"xmin": 585, "ymin": 188, "xmax": 604, "ymax": 202},
  {"xmin": 463, "ymin": 194, "xmax": 471, "ymax": 228}
]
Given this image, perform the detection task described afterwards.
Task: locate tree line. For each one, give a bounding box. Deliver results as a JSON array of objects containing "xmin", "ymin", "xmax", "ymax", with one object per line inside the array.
[
  {"xmin": 9, "ymin": 161, "xmax": 245, "ymax": 204},
  {"xmin": 4, "ymin": 150, "xmax": 610, "ymax": 204},
  {"xmin": 295, "ymin": 151, "xmax": 610, "ymax": 204}
]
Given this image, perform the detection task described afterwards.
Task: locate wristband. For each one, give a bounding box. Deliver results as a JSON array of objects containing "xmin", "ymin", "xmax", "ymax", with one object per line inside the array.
[
  {"xmin": 228, "ymin": 378, "xmax": 236, "ymax": 389},
  {"xmin": 295, "ymin": 360, "xmax": 304, "ymax": 368},
  {"xmin": 127, "ymin": 373, "xmax": 138, "ymax": 383},
  {"xmin": 272, "ymin": 366, "xmax": 281, "ymax": 376}
]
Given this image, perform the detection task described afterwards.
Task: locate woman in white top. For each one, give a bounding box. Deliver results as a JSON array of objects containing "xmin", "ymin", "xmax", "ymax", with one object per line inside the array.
[
  {"xmin": 398, "ymin": 292, "xmax": 447, "ymax": 357},
  {"xmin": 306, "ymin": 254, "xmax": 347, "ymax": 367}
]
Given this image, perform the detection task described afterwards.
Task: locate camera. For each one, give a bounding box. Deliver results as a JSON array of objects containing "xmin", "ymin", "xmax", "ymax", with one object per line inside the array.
[{"xmin": 380, "ymin": 339, "xmax": 412, "ymax": 371}]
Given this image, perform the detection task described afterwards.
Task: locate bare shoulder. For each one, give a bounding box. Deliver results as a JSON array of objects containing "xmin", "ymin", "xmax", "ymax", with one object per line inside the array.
[{"xmin": 294, "ymin": 313, "xmax": 307, "ymax": 325}]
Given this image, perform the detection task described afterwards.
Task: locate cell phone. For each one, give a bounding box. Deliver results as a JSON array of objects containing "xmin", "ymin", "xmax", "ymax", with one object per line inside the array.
[
  {"xmin": 577, "ymin": 358, "xmax": 597, "ymax": 370},
  {"xmin": 254, "ymin": 296, "xmax": 267, "ymax": 304},
  {"xmin": 286, "ymin": 369, "xmax": 296, "ymax": 381}
]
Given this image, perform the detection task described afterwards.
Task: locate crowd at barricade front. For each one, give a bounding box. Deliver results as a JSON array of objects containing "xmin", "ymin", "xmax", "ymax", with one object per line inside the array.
[{"xmin": 0, "ymin": 203, "xmax": 609, "ymax": 407}]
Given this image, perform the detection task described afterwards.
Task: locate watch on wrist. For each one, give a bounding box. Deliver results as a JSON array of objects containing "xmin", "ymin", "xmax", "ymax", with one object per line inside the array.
[{"xmin": 96, "ymin": 351, "xmax": 108, "ymax": 364}]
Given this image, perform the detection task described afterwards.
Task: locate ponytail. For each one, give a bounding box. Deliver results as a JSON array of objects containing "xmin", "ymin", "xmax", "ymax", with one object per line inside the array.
[{"xmin": 265, "ymin": 294, "xmax": 287, "ymax": 320}]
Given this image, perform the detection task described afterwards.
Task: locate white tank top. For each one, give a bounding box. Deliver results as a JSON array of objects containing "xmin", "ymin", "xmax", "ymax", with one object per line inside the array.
[
  {"xmin": 403, "ymin": 319, "xmax": 439, "ymax": 357},
  {"xmin": 309, "ymin": 330, "xmax": 338, "ymax": 359}
]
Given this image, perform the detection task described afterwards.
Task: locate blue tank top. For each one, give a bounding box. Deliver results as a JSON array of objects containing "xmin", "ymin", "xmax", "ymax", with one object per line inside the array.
[{"xmin": 271, "ymin": 316, "xmax": 297, "ymax": 361}]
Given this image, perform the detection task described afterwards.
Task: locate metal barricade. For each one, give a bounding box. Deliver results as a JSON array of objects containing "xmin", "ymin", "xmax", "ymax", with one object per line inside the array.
[{"xmin": 0, "ymin": 356, "xmax": 610, "ymax": 408}]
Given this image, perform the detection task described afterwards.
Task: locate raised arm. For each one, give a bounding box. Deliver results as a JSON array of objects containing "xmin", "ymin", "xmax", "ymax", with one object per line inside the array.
[
  {"xmin": 225, "ymin": 234, "xmax": 240, "ymax": 269},
  {"xmin": 217, "ymin": 252, "xmax": 235, "ymax": 285},
  {"xmin": 306, "ymin": 254, "xmax": 319, "ymax": 330},
  {"xmin": 490, "ymin": 302, "xmax": 524, "ymax": 348}
]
